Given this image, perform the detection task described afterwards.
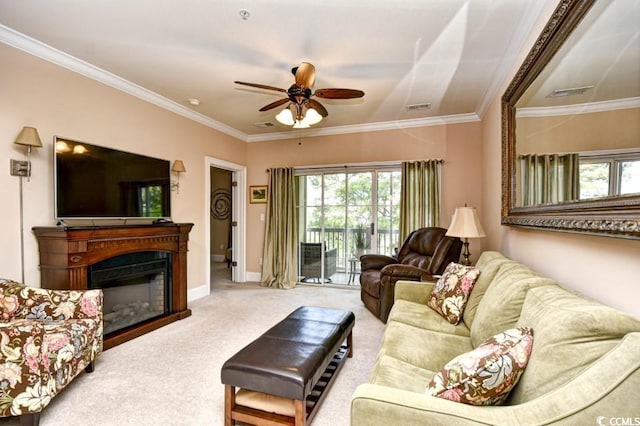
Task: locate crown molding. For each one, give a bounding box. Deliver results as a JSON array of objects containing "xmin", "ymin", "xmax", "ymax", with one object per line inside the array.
[
  {"xmin": 0, "ymin": 25, "xmax": 247, "ymax": 141},
  {"xmin": 246, "ymin": 113, "xmax": 480, "ymax": 142},
  {"xmin": 516, "ymin": 97, "xmax": 640, "ymax": 118}
]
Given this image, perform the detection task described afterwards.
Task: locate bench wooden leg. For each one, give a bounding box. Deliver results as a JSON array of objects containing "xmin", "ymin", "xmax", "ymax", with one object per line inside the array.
[
  {"xmin": 225, "ymin": 385, "xmax": 235, "ymax": 426},
  {"xmin": 294, "ymin": 399, "xmax": 305, "ymax": 426},
  {"xmin": 347, "ymin": 330, "xmax": 353, "ymax": 358}
]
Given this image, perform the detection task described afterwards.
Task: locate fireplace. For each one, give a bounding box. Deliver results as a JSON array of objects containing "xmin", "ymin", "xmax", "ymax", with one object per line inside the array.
[
  {"xmin": 33, "ymin": 223, "xmax": 193, "ymax": 349},
  {"xmin": 89, "ymin": 251, "xmax": 171, "ymax": 336}
]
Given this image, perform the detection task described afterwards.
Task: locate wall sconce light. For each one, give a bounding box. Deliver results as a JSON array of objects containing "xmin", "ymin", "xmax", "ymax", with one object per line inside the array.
[
  {"xmin": 10, "ymin": 126, "xmax": 43, "ymax": 182},
  {"xmin": 171, "ymin": 160, "xmax": 186, "ymax": 194},
  {"xmin": 10, "ymin": 126, "xmax": 43, "ymax": 283}
]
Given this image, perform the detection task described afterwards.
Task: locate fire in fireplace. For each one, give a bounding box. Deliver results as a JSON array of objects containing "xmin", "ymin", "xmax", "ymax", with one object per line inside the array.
[{"xmin": 89, "ymin": 251, "xmax": 171, "ymax": 336}]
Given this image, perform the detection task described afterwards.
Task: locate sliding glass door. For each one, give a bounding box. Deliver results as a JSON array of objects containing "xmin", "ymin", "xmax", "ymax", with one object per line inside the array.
[{"xmin": 296, "ymin": 167, "xmax": 400, "ymax": 286}]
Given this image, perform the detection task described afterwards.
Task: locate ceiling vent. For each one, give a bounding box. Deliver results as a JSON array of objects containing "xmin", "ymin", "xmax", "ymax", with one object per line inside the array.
[
  {"xmin": 547, "ymin": 85, "xmax": 594, "ymax": 98},
  {"xmin": 254, "ymin": 122, "xmax": 275, "ymax": 128},
  {"xmin": 406, "ymin": 103, "xmax": 431, "ymax": 111}
]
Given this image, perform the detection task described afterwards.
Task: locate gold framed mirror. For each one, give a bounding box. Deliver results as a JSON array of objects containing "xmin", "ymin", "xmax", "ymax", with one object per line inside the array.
[{"xmin": 502, "ymin": 0, "xmax": 640, "ymax": 239}]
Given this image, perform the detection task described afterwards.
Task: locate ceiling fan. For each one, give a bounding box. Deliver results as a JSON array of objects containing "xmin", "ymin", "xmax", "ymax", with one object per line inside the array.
[{"xmin": 234, "ymin": 62, "xmax": 364, "ymax": 128}]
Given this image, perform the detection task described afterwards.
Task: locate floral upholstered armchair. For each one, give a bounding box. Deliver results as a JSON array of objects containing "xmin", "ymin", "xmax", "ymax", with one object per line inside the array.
[{"xmin": 0, "ymin": 279, "xmax": 103, "ymax": 426}]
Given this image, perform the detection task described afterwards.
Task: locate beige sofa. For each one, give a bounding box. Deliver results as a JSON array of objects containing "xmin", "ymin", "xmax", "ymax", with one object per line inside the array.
[{"xmin": 351, "ymin": 251, "xmax": 640, "ymax": 425}]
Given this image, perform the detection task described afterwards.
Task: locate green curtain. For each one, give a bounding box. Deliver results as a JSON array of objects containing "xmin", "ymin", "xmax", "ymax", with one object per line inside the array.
[
  {"xmin": 399, "ymin": 160, "xmax": 441, "ymax": 244},
  {"xmin": 520, "ymin": 153, "xmax": 579, "ymax": 206},
  {"xmin": 261, "ymin": 167, "xmax": 298, "ymax": 289}
]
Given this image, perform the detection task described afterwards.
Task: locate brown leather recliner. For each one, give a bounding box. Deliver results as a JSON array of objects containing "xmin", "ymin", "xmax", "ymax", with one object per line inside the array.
[{"xmin": 360, "ymin": 227, "xmax": 462, "ymax": 323}]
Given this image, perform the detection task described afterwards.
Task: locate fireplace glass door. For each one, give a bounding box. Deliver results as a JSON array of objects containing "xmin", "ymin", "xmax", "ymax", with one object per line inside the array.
[{"xmin": 89, "ymin": 251, "xmax": 171, "ymax": 336}]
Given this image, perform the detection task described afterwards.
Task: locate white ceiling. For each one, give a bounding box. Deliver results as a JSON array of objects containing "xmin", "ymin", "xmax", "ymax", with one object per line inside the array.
[
  {"xmin": 518, "ymin": 0, "xmax": 640, "ymax": 111},
  {"xmin": 0, "ymin": 0, "xmax": 552, "ymax": 142}
]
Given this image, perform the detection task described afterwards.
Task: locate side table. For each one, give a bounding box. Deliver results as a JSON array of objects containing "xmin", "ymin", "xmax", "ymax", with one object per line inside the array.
[{"xmin": 347, "ymin": 257, "xmax": 360, "ymax": 285}]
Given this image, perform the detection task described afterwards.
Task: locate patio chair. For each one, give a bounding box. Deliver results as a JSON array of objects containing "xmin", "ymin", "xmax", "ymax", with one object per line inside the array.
[{"xmin": 299, "ymin": 242, "xmax": 337, "ymax": 283}]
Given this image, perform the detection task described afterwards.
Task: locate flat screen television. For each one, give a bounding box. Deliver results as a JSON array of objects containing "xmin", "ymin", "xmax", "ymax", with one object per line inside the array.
[{"xmin": 54, "ymin": 136, "xmax": 171, "ymax": 220}]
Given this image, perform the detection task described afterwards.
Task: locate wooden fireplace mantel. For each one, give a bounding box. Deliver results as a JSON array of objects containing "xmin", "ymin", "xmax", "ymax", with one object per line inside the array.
[{"xmin": 32, "ymin": 223, "xmax": 194, "ymax": 349}]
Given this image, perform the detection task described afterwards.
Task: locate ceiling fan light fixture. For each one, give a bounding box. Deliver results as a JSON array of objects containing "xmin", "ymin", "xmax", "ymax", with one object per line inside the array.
[
  {"xmin": 293, "ymin": 120, "xmax": 310, "ymax": 129},
  {"xmin": 275, "ymin": 107, "xmax": 295, "ymax": 126},
  {"xmin": 235, "ymin": 62, "xmax": 363, "ymax": 130},
  {"xmin": 302, "ymin": 108, "xmax": 323, "ymax": 126}
]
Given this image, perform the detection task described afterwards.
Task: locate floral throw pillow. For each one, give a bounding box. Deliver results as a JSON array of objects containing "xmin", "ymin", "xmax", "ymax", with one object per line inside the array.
[
  {"xmin": 427, "ymin": 262, "xmax": 480, "ymax": 325},
  {"xmin": 425, "ymin": 326, "xmax": 534, "ymax": 405}
]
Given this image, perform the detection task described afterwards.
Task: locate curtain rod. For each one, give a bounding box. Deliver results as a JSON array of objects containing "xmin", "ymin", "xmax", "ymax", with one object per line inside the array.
[
  {"xmin": 403, "ymin": 159, "xmax": 444, "ymax": 164},
  {"xmin": 266, "ymin": 159, "xmax": 444, "ymax": 173}
]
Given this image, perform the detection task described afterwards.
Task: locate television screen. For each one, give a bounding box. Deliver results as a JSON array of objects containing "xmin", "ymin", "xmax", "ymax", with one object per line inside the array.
[{"xmin": 54, "ymin": 137, "xmax": 171, "ymax": 219}]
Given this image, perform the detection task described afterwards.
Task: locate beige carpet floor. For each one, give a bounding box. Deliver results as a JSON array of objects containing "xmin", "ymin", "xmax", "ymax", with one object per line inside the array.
[{"xmin": 0, "ymin": 279, "xmax": 385, "ymax": 426}]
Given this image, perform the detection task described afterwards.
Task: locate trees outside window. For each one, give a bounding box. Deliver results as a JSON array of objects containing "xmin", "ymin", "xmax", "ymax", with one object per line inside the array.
[
  {"xmin": 296, "ymin": 168, "xmax": 400, "ymax": 285},
  {"xmin": 580, "ymin": 153, "xmax": 640, "ymax": 200}
]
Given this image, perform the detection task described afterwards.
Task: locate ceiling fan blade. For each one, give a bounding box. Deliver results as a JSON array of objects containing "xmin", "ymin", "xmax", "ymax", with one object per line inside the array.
[
  {"xmin": 294, "ymin": 62, "xmax": 316, "ymax": 88},
  {"xmin": 259, "ymin": 98, "xmax": 291, "ymax": 112},
  {"xmin": 234, "ymin": 81, "xmax": 287, "ymax": 93},
  {"xmin": 307, "ymin": 99, "xmax": 328, "ymax": 117},
  {"xmin": 314, "ymin": 88, "xmax": 365, "ymax": 99}
]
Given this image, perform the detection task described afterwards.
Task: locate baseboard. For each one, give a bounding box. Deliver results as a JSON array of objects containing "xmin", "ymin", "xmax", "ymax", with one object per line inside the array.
[
  {"xmin": 246, "ymin": 271, "xmax": 262, "ymax": 283},
  {"xmin": 187, "ymin": 274, "xmax": 260, "ymax": 300},
  {"xmin": 188, "ymin": 283, "xmax": 209, "ymax": 302}
]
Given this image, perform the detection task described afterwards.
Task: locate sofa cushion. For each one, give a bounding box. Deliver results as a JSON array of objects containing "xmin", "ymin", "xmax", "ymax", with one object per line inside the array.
[
  {"xmin": 394, "ymin": 280, "xmax": 435, "ymax": 305},
  {"xmin": 428, "ymin": 262, "xmax": 480, "ymax": 325},
  {"xmin": 470, "ymin": 262, "xmax": 556, "ymax": 347},
  {"xmin": 235, "ymin": 388, "xmax": 296, "ymax": 417},
  {"xmin": 370, "ymin": 354, "xmax": 437, "ymax": 392},
  {"xmin": 510, "ymin": 286, "xmax": 640, "ymax": 404},
  {"xmin": 425, "ymin": 327, "xmax": 533, "ymax": 405},
  {"xmin": 463, "ymin": 251, "xmax": 513, "ymax": 329},
  {"xmin": 388, "ymin": 299, "xmax": 471, "ymax": 338},
  {"xmin": 378, "ymin": 321, "xmax": 472, "ymax": 372}
]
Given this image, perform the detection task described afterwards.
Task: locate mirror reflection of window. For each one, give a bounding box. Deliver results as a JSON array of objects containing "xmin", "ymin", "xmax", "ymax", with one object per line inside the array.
[
  {"xmin": 579, "ymin": 162, "xmax": 610, "ymax": 200},
  {"xmin": 620, "ymin": 160, "xmax": 640, "ymax": 195},
  {"xmin": 579, "ymin": 152, "xmax": 640, "ymax": 200}
]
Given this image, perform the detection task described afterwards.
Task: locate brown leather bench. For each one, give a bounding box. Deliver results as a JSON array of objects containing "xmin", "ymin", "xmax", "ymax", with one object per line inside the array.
[{"xmin": 221, "ymin": 306, "xmax": 355, "ymax": 425}]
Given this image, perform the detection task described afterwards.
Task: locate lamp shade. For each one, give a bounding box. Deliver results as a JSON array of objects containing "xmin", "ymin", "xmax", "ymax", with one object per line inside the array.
[
  {"xmin": 301, "ymin": 108, "xmax": 323, "ymax": 126},
  {"xmin": 446, "ymin": 206, "xmax": 486, "ymax": 239},
  {"xmin": 293, "ymin": 120, "xmax": 310, "ymax": 129},
  {"xmin": 275, "ymin": 103, "xmax": 323, "ymax": 128},
  {"xmin": 172, "ymin": 160, "xmax": 186, "ymax": 173},
  {"xmin": 14, "ymin": 126, "xmax": 42, "ymax": 148},
  {"xmin": 275, "ymin": 107, "xmax": 295, "ymax": 126}
]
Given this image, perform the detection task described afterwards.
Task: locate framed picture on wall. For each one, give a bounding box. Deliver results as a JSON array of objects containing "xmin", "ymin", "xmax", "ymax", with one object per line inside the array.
[{"xmin": 249, "ymin": 185, "xmax": 268, "ymax": 204}]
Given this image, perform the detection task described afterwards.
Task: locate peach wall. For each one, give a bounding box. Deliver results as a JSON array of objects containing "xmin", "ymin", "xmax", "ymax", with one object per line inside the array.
[
  {"xmin": 0, "ymin": 43, "xmax": 246, "ymax": 290},
  {"xmin": 517, "ymin": 107, "xmax": 640, "ymax": 153},
  {"xmin": 481, "ymin": 3, "xmax": 640, "ymax": 318},
  {"xmin": 245, "ymin": 121, "xmax": 484, "ymax": 273}
]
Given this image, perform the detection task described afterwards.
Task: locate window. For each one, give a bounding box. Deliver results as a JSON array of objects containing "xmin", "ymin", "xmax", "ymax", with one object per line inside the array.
[
  {"xmin": 620, "ymin": 160, "xmax": 640, "ymax": 195},
  {"xmin": 579, "ymin": 151, "xmax": 640, "ymax": 200},
  {"xmin": 295, "ymin": 165, "xmax": 401, "ymax": 285}
]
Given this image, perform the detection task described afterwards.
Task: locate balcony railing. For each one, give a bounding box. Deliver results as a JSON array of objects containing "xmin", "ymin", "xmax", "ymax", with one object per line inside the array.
[{"xmin": 303, "ymin": 227, "xmax": 400, "ymax": 271}]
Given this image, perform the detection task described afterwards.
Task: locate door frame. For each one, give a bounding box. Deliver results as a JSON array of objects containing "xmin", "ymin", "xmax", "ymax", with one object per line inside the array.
[{"xmin": 205, "ymin": 156, "xmax": 246, "ymax": 290}]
